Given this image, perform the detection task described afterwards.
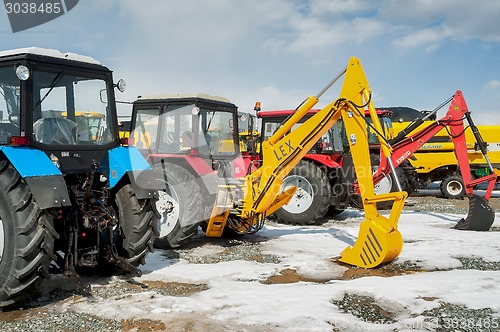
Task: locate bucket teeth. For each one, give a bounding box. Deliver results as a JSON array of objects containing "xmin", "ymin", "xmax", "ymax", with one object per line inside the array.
[
  {"xmin": 339, "ymin": 219, "xmax": 403, "ymax": 268},
  {"xmin": 453, "ymin": 194, "xmax": 495, "ymax": 231}
]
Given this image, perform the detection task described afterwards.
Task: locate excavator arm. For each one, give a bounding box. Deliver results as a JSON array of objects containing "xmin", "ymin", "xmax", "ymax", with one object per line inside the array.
[
  {"xmin": 206, "ymin": 57, "xmax": 408, "ymax": 268},
  {"xmin": 373, "ymin": 90, "xmax": 496, "ymax": 231}
]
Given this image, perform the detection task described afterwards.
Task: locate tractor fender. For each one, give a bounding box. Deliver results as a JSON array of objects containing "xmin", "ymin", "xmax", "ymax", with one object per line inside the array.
[
  {"xmin": 303, "ymin": 154, "xmax": 341, "ymax": 169},
  {"xmin": 106, "ymin": 146, "xmax": 158, "ymax": 199},
  {"xmin": 0, "ymin": 146, "xmax": 71, "ymax": 209},
  {"xmin": 148, "ymin": 154, "xmax": 220, "ymax": 196},
  {"xmin": 106, "ymin": 146, "xmax": 152, "ymax": 188},
  {"xmin": 122, "ymin": 169, "xmax": 160, "ymax": 200}
]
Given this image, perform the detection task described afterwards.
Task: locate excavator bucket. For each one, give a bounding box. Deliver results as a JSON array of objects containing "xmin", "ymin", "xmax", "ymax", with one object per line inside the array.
[
  {"xmin": 454, "ymin": 194, "xmax": 495, "ymax": 231},
  {"xmin": 339, "ymin": 219, "xmax": 403, "ymax": 268},
  {"xmin": 338, "ymin": 192, "xmax": 407, "ymax": 268}
]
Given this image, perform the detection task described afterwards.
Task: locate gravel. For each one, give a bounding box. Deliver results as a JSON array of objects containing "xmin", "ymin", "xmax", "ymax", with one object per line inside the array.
[
  {"xmin": 162, "ymin": 238, "xmax": 281, "ymax": 265},
  {"xmin": 0, "ymin": 311, "xmax": 122, "ymax": 332},
  {"xmin": 331, "ymin": 293, "xmax": 396, "ymax": 324},
  {"xmin": 1, "ymin": 195, "xmax": 499, "ymax": 331},
  {"xmin": 421, "ymin": 303, "xmax": 499, "ymax": 332},
  {"xmin": 404, "ymin": 195, "xmax": 500, "ymax": 215}
]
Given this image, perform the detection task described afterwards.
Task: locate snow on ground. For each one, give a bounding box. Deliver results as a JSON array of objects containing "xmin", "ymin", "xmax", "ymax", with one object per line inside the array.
[{"xmin": 54, "ymin": 207, "xmax": 500, "ymax": 331}]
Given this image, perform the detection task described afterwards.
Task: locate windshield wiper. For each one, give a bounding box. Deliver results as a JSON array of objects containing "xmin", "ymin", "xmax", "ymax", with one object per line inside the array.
[
  {"xmin": 206, "ymin": 110, "xmax": 216, "ymax": 132},
  {"xmin": 32, "ymin": 71, "xmax": 64, "ymax": 112}
]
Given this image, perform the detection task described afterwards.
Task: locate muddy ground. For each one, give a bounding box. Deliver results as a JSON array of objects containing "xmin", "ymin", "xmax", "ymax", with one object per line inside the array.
[{"xmin": 0, "ymin": 195, "xmax": 499, "ymax": 331}]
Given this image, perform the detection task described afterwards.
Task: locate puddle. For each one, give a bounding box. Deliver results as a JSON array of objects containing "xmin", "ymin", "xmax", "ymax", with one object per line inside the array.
[
  {"xmin": 92, "ymin": 280, "xmax": 209, "ymax": 298},
  {"xmin": 262, "ymin": 260, "xmax": 424, "ymax": 285},
  {"xmin": 121, "ymin": 318, "xmax": 166, "ymax": 331},
  {"xmin": 337, "ymin": 261, "xmax": 423, "ymax": 280},
  {"xmin": 261, "ymin": 268, "xmax": 334, "ymax": 284}
]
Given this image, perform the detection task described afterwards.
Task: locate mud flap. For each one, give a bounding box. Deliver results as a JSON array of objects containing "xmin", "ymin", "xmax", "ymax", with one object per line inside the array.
[
  {"xmin": 339, "ymin": 192, "xmax": 406, "ymax": 268},
  {"xmin": 453, "ymin": 194, "xmax": 495, "ymax": 231}
]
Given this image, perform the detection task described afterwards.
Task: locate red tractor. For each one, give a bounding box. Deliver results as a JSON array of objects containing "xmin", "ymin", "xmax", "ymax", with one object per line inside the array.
[
  {"xmin": 129, "ymin": 94, "xmax": 252, "ymax": 247},
  {"xmin": 257, "ymin": 91, "xmax": 494, "ymax": 233},
  {"xmin": 256, "ymin": 108, "xmax": 415, "ymax": 224}
]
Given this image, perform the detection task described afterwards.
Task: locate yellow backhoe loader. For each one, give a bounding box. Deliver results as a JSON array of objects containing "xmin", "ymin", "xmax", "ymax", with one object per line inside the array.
[{"xmin": 204, "ymin": 57, "xmax": 407, "ymax": 268}]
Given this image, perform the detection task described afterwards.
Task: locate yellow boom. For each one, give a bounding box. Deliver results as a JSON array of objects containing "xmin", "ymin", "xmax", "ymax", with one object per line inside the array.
[{"xmin": 207, "ymin": 57, "xmax": 407, "ymax": 268}]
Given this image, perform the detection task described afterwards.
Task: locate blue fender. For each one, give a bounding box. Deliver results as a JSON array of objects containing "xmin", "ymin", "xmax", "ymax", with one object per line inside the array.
[
  {"xmin": 106, "ymin": 146, "xmax": 152, "ymax": 188},
  {"xmin": 0, "ymin": 146, "xmax": 71, "ymax": 208},
  {"xmin": 0, "ymin": 146, "xmax": 61, "ymax": 177}
]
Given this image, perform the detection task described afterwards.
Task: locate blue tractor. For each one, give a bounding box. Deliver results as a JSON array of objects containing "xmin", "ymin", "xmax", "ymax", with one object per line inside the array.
[{"xmin": 0, "ymin": 48, "xmax": 159, "ymax": 307}]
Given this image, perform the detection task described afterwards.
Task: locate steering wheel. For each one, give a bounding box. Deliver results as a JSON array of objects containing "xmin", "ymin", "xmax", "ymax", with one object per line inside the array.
[{"xmin": 165, "ymin": 131, "xmax": 175, "ymax": 144}]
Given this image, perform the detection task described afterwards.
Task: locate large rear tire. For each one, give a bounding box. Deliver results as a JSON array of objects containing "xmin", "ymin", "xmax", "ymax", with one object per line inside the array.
[
  {"xmin": 0, "ymin": 160, "xmax": 56, "ymax": 307},
  {"xmin": 154, "ymin": 163, "xmax": 204, "ymax": 249},
  {"xmin": 115, "ymin": 184, "xmax": 159, "ymax": 266},
  {"xmin": 273, "ymin": 161, "xmax": 331, "ymax": 225}
]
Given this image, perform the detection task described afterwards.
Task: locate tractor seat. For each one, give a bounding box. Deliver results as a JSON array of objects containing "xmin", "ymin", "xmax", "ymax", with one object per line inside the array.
[{"xmin": 33, "ymin": 117, "xmax": 77, "ymax": 144}]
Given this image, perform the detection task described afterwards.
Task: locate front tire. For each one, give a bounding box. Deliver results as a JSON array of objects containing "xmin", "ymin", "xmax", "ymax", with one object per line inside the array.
[
  {"xmin": 0, "ymin": 160, "xmax": 56, "ymax": 307},
  {"xmin": 273, "ymin": 161, "xmax": 331, "ymax": 225},
  {"xmin": 440, "ymin": 174, "xmax": 465, "ymax": 199},
  {"xmin": 115, "ymin": 184, "xmax": 159, "ymax": 266},
  {"xmin": 154, "ymin": 163, "xmax": 204, "ymax": 249}
]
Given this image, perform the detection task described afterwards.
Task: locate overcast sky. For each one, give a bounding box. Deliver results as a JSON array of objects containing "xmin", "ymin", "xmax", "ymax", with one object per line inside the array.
[{"xmin": 1, "ymin": 0, "xmax": 500, "ymax": 123}]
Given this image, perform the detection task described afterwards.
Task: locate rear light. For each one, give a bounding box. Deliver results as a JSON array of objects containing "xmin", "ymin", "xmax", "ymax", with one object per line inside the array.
[
  {"xmin": 9, "ymin": 136, "xmax": 31, "ymax": 145},
  {"xmin": 120, "ymin": 137, "xmax": 134, "ymax": 145}
]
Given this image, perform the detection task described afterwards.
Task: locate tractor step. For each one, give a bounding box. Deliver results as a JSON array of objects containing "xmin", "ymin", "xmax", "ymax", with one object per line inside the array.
[
  {"xmin": 205, "ymin": 185, "xmax": 234, "ymax": 237},
  {"xmin": 205, "ymin": 211, "xmax": 230, "ymax": 237}
]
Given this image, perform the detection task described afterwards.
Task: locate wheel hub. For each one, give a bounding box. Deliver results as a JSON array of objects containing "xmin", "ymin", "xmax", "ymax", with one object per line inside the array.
[
  {"xmin": 281, "ymin": 175, "xmax": 314, "ymax": 214},
  {"xmin": 156, "ymin": 187, "xmax": 180, "ymax": 238},
  {"xmin": 446, "ymin": 180, "xmax": 463, "ymax": 195},
  {"xmin": 373, "ymin": 166, "xmax": 392, "ymax": 195}
]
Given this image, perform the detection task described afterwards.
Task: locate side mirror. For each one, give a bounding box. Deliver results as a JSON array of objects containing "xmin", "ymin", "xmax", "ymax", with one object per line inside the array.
[{"xmin": 99, "ymin": 89, "xmax": 108, "ymax": 103}]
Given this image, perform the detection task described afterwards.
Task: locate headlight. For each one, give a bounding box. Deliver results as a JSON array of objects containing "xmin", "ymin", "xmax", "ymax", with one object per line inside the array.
[
  {"xmin": 116, "ymin": 79, "xmax": 126, "ymax": 92},
  {"xmin": 15, "ymin": 65, "xmax": 30, "ymax": 80}
]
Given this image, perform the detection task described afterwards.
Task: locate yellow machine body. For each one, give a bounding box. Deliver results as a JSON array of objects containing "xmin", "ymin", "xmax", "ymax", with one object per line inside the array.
[
  {"xmin": 206, "ymin": 57, "xmax": 408, "ymax": 268},
  {"xmin": 392, "ymin": 121, "xmax": 500, "ymax": 177}
]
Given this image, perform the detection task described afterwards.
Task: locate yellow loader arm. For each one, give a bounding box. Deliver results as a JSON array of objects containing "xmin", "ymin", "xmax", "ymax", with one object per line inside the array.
[{"xmin": 207, "ymin": 57, "xmax": 407, "ymax": 268}]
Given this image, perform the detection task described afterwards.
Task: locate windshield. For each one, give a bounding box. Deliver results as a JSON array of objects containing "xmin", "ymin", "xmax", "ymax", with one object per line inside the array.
[
  {"xmin": 0, "ymin": 66, "xmax": 21, "ymax": 144},
  {"xmin": 365, "ymin": 116, "xmax": 393, "ymax": 144},
  {"xmin": 32, "ymin": 71, "xmax": 113, "ymax": 145},
  {"xmin": 261, "ymin": 117, "xmax": 337, "ymax": 153},
  {"xmin": 132, "ymin": 104, "xmax": 238, "ymax": 157}
]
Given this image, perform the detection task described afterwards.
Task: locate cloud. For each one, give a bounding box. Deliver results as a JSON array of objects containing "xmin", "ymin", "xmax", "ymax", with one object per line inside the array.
[
  {"xmin": 380, "ymin": 0, "xmax": 500, "ymax": 44},
  {"xmin": 6, "ymin": 0, "xmax": 498, "ymax": 117},
  {"xmin": 485, "ymin": 80, "xmax": 500, "ymax": 89},
  {"xmin": 424, "ymin": 44, "xmax": 440, "ymax": 54},
  {"xmin": 392, "ymin": 26, "xmax": 452, "ymax": 49}
]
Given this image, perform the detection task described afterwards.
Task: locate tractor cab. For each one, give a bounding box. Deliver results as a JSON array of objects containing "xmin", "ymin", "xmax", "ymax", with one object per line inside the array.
[
  {"xmin": 0, "ymin": 47, "xmax": 124, "ymax": 173},
  {"xmin": 131, "ymin": 94, "xmax": 243, "ymax": 177},
  {"xmin": 365, "ymin": 109, "xmax": 394, "ymax": 145},
  {"xmin": 237, "ymin": 111, "xmax": 260, "ymax": 154},
  {"xmin": 258, "ymin": 109, "xmax": 344, "ymax": 155}
]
